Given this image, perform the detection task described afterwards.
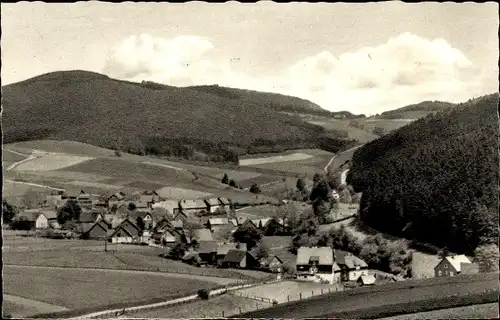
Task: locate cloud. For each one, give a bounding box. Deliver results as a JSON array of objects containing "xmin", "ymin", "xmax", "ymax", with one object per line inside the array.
[{"xmin": 103, "ymin": 32, "xmax": 491, "ymax": 114}]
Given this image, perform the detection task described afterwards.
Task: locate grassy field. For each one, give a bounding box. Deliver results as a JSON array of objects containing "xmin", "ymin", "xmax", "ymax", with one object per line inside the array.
[
  {"xmin": 3, "ymin": 265, "xmax": 224, "ymax": 314},
  {"xmin": 234, "ymin": 280, "xmax": 340, "ymax": 304},
  {"xmin": 238, "ymin": 273, "xmax": 499, "ymax": 318},
  {"xmin": 239, "ymin": 153, "xmax": 314, "ymax": 166},
  {"xmin": 126, "ymin": 293, "xmax": 269, "ymax": 318},
  {"xmin": 379, "ymin": 302, "xmax": 499, "ymax": 320},
  {"xmin": 308, "ymin": 119, "xmax": 379, "ymax": 143},
  {"xmin": 3, "ymin": 294, "xmax": 70, "ymax": 318},
  {"xmin": 13, "ymin": 154, "xmax": 94, "ymax": 171}
]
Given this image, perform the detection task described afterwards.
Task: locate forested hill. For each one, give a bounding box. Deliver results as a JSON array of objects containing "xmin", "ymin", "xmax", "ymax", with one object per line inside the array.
[
  {"xmin": 1, "ymin": 71, "xmax": 356, "ymax": 163},
  {"xmin": 187, "ymin": 85, "xmax": 365, "ymax": 118},
  {"xmin": 347, "ymin": 93, "xmax": 499, "ymax": 254},
  {"xmin": 374, "ymin": 100, "xmax": 456, "ymax": 119}
]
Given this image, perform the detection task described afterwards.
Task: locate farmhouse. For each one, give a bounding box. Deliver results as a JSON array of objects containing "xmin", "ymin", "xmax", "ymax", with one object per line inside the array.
[
  {"xmin": 197, "ymin": 241, "xmax": 218, "ymax": 265},
  {"xmin": 16, "ymin": 211, "xmax": 50, "ymax": 229},
  {"xmin": 222, "ymin": 249, "xmax": 260, "ymax": 269},
  {"xmin": 190, "ymin": 228, "xmax": 214, "ymax": 242},
  {"xmin": 108, "ymin": 192, "xmax": 126, "ymax": 209},
  {"xmin": 111, "ymin": 218, "xmax": 141, "ymax": 243},
  {"xmin": 152, "ymin": 200, "xmax": 180, "ymax": 215},
  {"xmin": 334, "ymin": 250, "xmax": 369, "ymax": 281},
  {"xmin": 128, "ymin": 211, "xmax": 153, "ymax": 229},
  {"xmin": 434, "ymin": 255, "xmax": 473, "ymax": 277},
  {"xmin": 154, "ymin": 230, "xmax": 177, "ymax": 246},
  {"xmin": 82, "ymin": 221, "xmax": 110, "ymax": 239},
  {"xmin": 154, "ymin": 217, "xmax": 172, "ymax": 233},
  {"xmin": 218, "ymin": 197, "xmax": 231, "ymax": 211},
  {"xmin": 206, "ymin": 217, "xmax": 230, "ymax": 233},
  {"xmin": 217, "ymin": 242, "xmax": 247, "ymax": 266},
  {"xmin": 204, "ymin": 198, "xmax": 222, "ymax": 213},
  {"xmin": 179, "ymin": 199, "xmax": 208, "ymax": 215},
  {"xmin": 296, "ymin": 247, "xmax": 341, "ymax": 284},
  {"xmin": 260, "ymin": 255, "xmax": 284, "ymax": 273}
]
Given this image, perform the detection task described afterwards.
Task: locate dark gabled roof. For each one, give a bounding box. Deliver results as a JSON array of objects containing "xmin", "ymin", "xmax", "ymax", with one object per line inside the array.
[
  {"xmin": 128, "ymin": 210, "xmax": 152, "ymax": 220},
  {"xmin": 111, "ymin": 225, "xmax": 134, "ymax": 237},
  {"xmin": 197, "ymin": 241, "xmax": 218, "ymax": 254},
  {"xmin": 84, "ymin": 221, "xmax": 109, "ymax": 236},
  {"xmin": 223, "ymin": 249, "xmax": 247, "ymax": 263},
  {"xmin": 79, "ymin": 211, "xmax": 102, "ymax": 223}
]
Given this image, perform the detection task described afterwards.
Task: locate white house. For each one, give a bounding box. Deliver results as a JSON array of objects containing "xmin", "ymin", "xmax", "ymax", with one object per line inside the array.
[{"xmin": 434, "ymin": 255, "xmax": 473, "ymax": 277}]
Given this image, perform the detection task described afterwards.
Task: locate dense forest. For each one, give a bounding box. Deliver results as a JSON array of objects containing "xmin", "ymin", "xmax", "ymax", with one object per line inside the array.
[
  {"xmin": 347, "ymin": 93, "xmax": 499, "ymax": 254},
  {"xmin": 2, "ymin": 71, "xmax": 356, "ymax": 164},
  {"xmin": 374, "ymin": 100, "xmax": 456, "ymax": 119}
]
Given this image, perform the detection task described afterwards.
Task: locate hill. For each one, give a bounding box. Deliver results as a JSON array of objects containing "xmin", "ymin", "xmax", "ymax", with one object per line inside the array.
[
  {"xmin": 187, "ymin": 85, "xmax": 366, "ymax": 119},
  {"xmin": 374, "ymin": 100, "xmax": 456, "ymax": 119},
  {"xmin": 347, "ymin": 93, "xmax": 499, "ymax": 253},
  {"xmin": 1, "ymin": 71, "xmax": 356, "ymax": 163}
]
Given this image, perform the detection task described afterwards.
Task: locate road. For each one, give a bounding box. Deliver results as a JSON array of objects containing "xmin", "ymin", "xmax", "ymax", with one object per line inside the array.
[
  {"xmin": 323, "ymin": 145, "xmax": 363, "ymax": 172},
  {"xmin": 236, "ymin": 273, "xmax": 499, "ymax": 318}
]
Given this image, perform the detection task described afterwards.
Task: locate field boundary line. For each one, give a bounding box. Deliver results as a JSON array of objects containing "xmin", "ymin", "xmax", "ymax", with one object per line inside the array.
[
  {"xmin": 4, "ymin": 179, "xmax": 66, "ymax": 191},
  {"xmin": 6, "ymin": 153, "xmax": 38, "ymax": 171}
]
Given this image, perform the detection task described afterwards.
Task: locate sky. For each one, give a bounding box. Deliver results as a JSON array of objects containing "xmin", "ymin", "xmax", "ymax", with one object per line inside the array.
[{"xmin": 2, "ymin": 2, "xmax": 498, "ymax": 114}]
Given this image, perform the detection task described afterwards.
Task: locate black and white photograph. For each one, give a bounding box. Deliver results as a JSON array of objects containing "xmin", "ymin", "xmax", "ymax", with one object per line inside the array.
[{"xmin": 1, "ymin": 1, "xmax": 499, "ymax": 319}]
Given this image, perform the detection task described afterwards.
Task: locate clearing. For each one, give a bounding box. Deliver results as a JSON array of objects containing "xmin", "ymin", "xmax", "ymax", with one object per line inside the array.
[
  {"xmin": 12, "ymin": 152, "xmax": 94, "ymax": 171},
  {"xmin": 239, "ymin": 153, "xmax": 314, "ymax": 166}
]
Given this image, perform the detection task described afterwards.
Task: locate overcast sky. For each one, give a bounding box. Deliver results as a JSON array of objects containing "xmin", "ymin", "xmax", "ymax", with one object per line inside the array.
[{"xmin": 2, "ymin": 2, "xmax": 498, "ymax": 114}]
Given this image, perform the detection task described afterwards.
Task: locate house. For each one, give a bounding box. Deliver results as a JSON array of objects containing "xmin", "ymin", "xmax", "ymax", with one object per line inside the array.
[
  {"xmin": 204, "ymin": 198, "xmax": 222, "ymax": 213},
  {"xmin": 260, "ymin": 255, "xmax": 284, "ymax": 273},
  {"xmin": 222, "ymin": 249, "xmax": 260, "ymax": 269},
  {"xmin": 152, "ymin": 200, "xmax": 180, "ymax": 215},
  {"xmin": 110, "ymin": 218, "xmax": 141, "ymax": 243},
  {"xmin": 217, "ymin": 242, "xmax": 247, "ymax": 266},
  {"xmin": 82, "ymin": 221, "xmax": 110, "ymax": 239},
  {"xmin": 206, "ymin": 217, "xmax": 230, "ymax": 233},
  {"xmin": 77, "ymin": 192, "xmax": 94, "ymax": 209},
  {"xmin": 128, "ymin": 211, "xmax": 154, "ymax": 230},
  {"xmin": 78, "ymin": 211, "xmax": 103, "ymax": 224},
  {"xmin": 218, "ymin": 197, "xmax": 231, "ymax": 211},
  {"xmin": 357, "ymin": 274, "xmax": 376, "ymax": 286},
  {"xmin": 190, "ymin": 228, "xmax": 214, "ymax": 242},
  {"xmin": 296, "ymin": 246, "xmax": 339, "ymax": 284},
  {"xmin": 334, "ymin": 250, "xmax": 369, "ymax": 281},
  {"xmin": 156, "ymin": 230, "xmax": 177, "ymax": 246},
  {"xmin": 108, "ymin": 192, "xmax": 126, "ymax": 209},
  {"xmin": 239, "ymin": 219, "xmax": 258, "ymax": 230},
  {"xmin": 434, "ymin": 255, "xmax": 473, "ymax": 277},
  {"xmin": 264, "ymin": 218, "xmax": 290, "ymax": 236},
  {"xmin": 179, "ymin": 199, "xmax": 208, "ymax": 216},
  {"xmin": 16, "ymin": 211, "xmax": 50, "ymax": 229},
  {"xmin": 140, "ymin": 192, "xmax": 162, "ymax": 209},
  {"xmin": 154, "ymin": 217, "xmax": 172, "ymax": 233},
  {"xmin": 197, "ymin": 241, "xmax": 218, "ymax": 265},
  {"xmin": 173, "ymin": 211, "xmax": 189, "ymax": 223}
]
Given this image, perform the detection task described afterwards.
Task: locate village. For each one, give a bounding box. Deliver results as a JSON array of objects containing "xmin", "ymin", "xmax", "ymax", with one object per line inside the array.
[{"xmin": 8, "ymin": 187, "xmax": 480, "ymax": 290}]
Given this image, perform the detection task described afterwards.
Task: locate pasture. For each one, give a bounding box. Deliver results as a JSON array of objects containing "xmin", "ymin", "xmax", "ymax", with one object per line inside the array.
[
  {"xmin": 3, "ymin": 294, "xmax": 69, "ymax": 318},
  {"xmin": 239, "ymin": 153, "xmax": 314, "ymax": 166},
  {"xmin": 3, "ymin": 265, "xmax": 225, "ymax": 313},
  {"xmin": 156, "ymin": 186, "xmax": 212, "ymax": 199},
  {"xmin": 126, "ymin": 293, "xmax": 269, "ymax": 319}
]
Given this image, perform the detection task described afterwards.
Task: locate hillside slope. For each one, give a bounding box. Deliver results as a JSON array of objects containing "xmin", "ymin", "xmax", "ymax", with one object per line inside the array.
[
  {"xmin": 1, "ymin": 71, "xmax": 355, "ymax": 163},
  {"xmin": 187, "ymin": 85, "xmax": 366, "ymax": 118},
  {"xmin": 347, "ymin": 93, "xmax": 499, "ymax": 253},
  {"xmin": 374, "ymin": 100, "xmax": 456, "ymax": 119}
]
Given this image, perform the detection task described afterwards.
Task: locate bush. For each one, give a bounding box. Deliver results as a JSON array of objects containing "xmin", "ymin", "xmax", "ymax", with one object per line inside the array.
[
  {"xmin": 114, "ymin": 150, "xmax": 122, "ymax": 157},
  {"xmin": 197, "ymin": 289, "xmax": 209, "ymax": 300}
]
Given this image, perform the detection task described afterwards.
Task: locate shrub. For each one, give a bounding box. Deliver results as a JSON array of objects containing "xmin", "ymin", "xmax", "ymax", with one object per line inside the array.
[
  {"xmin": 197, "ymin": 289, "xmax": 209, "ymax": 300},
  {"xmin": 114, "ymin": 150, "xmax": 122, "ymax": 157}
]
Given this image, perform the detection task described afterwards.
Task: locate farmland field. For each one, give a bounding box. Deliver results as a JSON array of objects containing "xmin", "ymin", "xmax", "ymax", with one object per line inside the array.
[
  {"xmin": 12, "ymin": 153, "xmax": 94, "ymax": 171},
  {"xmin": 156, "ymin": 186, "xmax": 213, "ymax": 199},
  {"xmin": 308, "ymin": 120, "xmax": 379, "ymax": 143},
  {"xmin": 239, "ymin": 153, "xmax": 314, "ymax": 166},
  {"xmin": 3, "ymin": 294, "xmax": 69, "ymax": 318},
  {"xmin": 2, "ymin": 180, "xmax": 56, "ymax": 197},
  {"xmin": 126, "ymin": 293, "xmax": 269, "ymax": 319},
  {"xmin": 379, "ymin": 302, "xmax": 499, "ymax": 320},
  {"xmin": 3, "ymin": 265, "xmax": 226, "ymax": 315}
]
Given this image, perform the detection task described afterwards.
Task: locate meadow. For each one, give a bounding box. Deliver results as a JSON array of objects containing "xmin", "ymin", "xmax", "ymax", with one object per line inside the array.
[
  {"xmin": 3, "ymin": 265, "xmax": 225, "ymax": 314},
  {"xmin": 125, "ymin": 293, "xmax": 270, "ymax": 319}
]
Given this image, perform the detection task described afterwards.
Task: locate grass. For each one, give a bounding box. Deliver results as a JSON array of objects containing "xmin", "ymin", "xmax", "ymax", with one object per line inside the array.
[
  {"xmin": 126, "ymin": 293, "xmax": 269, "ymax": 318},
  {"xmin": 13, "ymin": 154, "xmax": 94, "ymax": 171},
  {"xmin": 379, "ymin": 302, "xmax": 499, "ymax": 320},
  {"xmin": 156, "ymin": 186, "xmax": 213, "ymax": 199},
  {"xmin": 239, "ymin": 153, "xmax": 314, "ymax": 166},
  {"xmin": 3, "ymin": 265, "xmax": 222, "ymax": 313},
  {"xmin": 307, "ymin": 119, "xmax": 379, "ymax": 143}
]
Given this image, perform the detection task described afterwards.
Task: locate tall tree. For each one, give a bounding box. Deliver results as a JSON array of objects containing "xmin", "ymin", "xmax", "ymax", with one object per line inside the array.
[
  {"xmin": 249, "ymin": 183, "xmax": 261, "ymax": 194},
  {"xmin": 233, "ymin": 223, "xmax": 263, "ymax": 250},
  {"xmin": 2, "ymin": 199, "xmax": 18, "ymax": 223},
  {"xmin": 57, "ymin": 200, "xmax": 81, "ymax": 224},
  {"xmin": 296, "ymin": 178, "xmax": 306, "ymax": 192},
  {"xmin": 474, "ymin": 244, "xmax": 500, "ymax": 273}
]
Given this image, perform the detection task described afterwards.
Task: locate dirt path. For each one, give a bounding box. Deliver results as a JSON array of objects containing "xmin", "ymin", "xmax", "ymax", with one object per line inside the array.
[
  {"xmin": 4, "ymin": 179, "xmax": 66, "ymax": 192},
  {"xmin": 4, "ymin": 264, "xmax": 240, "ymax": 285},
  {"xmin": 3, "ymin": 294, "xmax": 69, "ymax": 317}
]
